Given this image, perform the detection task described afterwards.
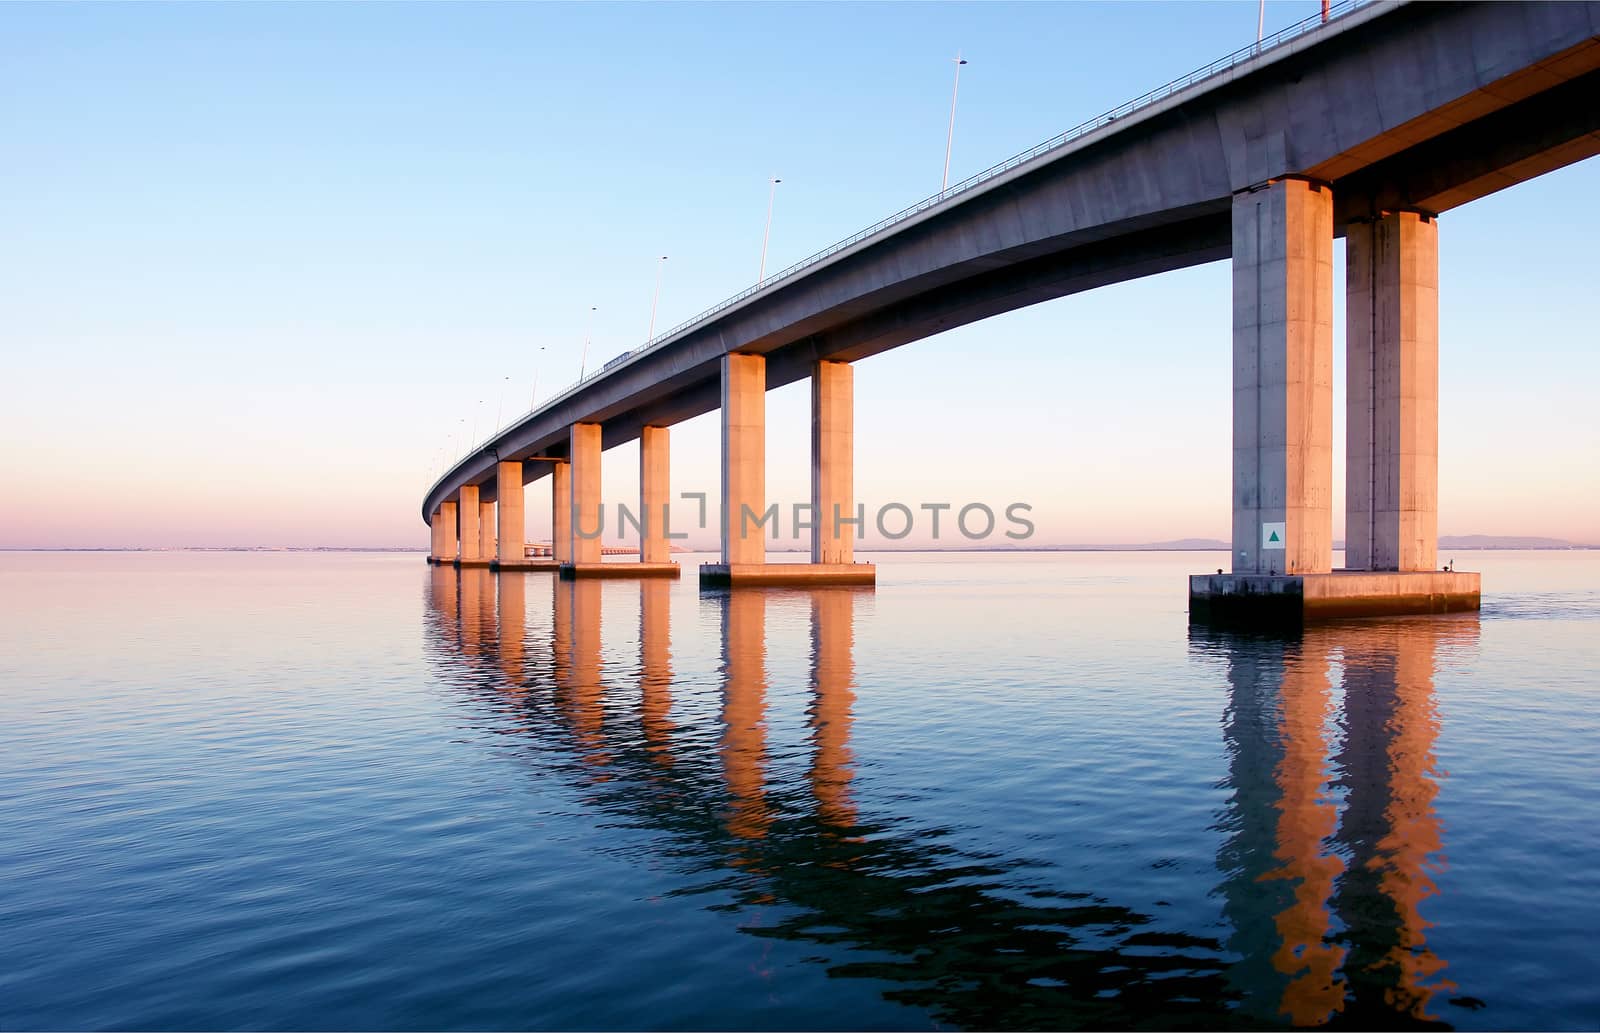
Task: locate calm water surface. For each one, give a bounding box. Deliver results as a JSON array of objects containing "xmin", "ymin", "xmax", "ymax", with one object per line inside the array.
[{"xmin": 1, "ymin": 550, "xmax": 1596, "ymax": 1030}]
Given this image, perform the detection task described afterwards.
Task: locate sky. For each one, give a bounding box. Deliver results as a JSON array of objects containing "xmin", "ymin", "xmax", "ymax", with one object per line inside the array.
[{"xmin": 3, "ymin": 1, "xmax": 1597, "ymax": 550}]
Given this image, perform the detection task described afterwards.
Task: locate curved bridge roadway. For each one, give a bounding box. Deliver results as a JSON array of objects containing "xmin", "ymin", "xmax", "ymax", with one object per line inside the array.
[{"xmin": 421, "ymin": 0, "xmax": 1600, "ymax": 604}]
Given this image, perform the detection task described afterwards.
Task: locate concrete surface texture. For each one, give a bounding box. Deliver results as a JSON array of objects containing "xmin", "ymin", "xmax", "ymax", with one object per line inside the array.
[
  {"xmin": 720, "ymin": 353, "xmax": 766, "ymax": 567},
  {"xmin": 810, "ymin": 361, "xmax": 855, "ymax": 565},
  {"xmin": 552, "ymin": 461, "xmax": 572, "ymax": 567},
  {"xmin": 495, "ymin": 461, "xmax": 524, "ymax": 565},
  {"xmin": 438, "ymin": 501, "xmax": 458, "ymax": 563},
  {"xmin": 1231, "ymin": 178, "xmax": 1334, "ymax": 576},
  {"xmin": 458, "ymin": 485, "xmax": 482, "ymax": 564},
  {"xmin": 639, "ymin": 426, "xmax": 671, "ymax": 565},
  {"xmin": 569, "ymin": 424, "xmax": 603, "ymax": 567},
  {"xmin": 1190, "ymin": 570, "xmax": 1479, "ymax": 621},
  {"xmin": 1345, "ymin": 211, "xmax": 1439, "ymax": 572}
]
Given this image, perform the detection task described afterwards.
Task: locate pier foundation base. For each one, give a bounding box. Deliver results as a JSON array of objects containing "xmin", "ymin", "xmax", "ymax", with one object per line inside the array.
[
  {"xmin": 560, "ymin": 562, "xmax": 682, "ymax": 580},
  {"xmin": 1189, "ymin": 569, "xmax": 1479, "ymax": 624},
  {"xmin": 699, "ymin": 563, "xmax": 876, "ymax": 588},
  {"xmin": 491, "ymin": 559, "xmax": 562, "ymax": 572}
]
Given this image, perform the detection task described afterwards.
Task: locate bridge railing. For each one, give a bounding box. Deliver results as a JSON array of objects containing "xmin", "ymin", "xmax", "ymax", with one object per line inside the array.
[{"xmin": 435, "ymin": 0, "xmax": 1369, "ymax": 492}]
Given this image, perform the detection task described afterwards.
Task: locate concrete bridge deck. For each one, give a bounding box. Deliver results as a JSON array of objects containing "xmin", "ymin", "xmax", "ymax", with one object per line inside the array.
[{"xmin": 419, "ymin": 0, "xmax": 1599, "ymax": 613}]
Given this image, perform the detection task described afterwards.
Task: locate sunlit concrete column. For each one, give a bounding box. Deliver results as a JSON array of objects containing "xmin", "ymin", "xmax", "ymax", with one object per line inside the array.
[
  {"xmin": 552, "ymin": 461, "xmax": 572, "ymax": 565},
  {"xmin": 478, "ymin": 500, "xmax": 495, "ymax": 562},
  {"xmin": 640, "ymin": 425, "xmax": 671, "ymax": 564},
  {"xmin": 438, "ymin": 501, "xmax": 458, "ymax": 563},
  {"xmin": 1345, "ymin": 211, "xmax": 1438, "ymax": 572},
  {"xmin": 811, "ymin": 361, "xmax": 855, "ymax": 564},
  {"xmin": 458, "ymin": 484, "xmax": 483, "ymax": 564},
  {"xmin": 496, "ymin": 460, "xmax": 525, "ymax": 565},
  {"xmin": 429, "ymin": 507, "xmax": 444, "ymax": 562},
  {"xmin": 721, "ymin": 353, "xmax": 766, "ymax": 566},
  {"xmin": 1231, "ymin": 177, "xmax": 1333, "ymax": 575},
  {"xmin": 570, "ymin": 423, "xmax": 602, "ymax": 566}
]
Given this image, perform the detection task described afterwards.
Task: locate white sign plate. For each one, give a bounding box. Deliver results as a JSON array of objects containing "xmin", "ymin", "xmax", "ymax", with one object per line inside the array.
[{"xmin": 1262, "ymin": 522, "xmax": 1286, "ymax": 550}]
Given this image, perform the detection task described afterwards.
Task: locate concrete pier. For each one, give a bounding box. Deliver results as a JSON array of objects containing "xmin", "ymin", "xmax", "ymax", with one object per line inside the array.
[
  {"xmin": 478, "ymin": 500, "xmax": 495, "ymax": 566},
  {"xmin": 552, "ymin": 460, "xmax": 572, "ymax": 566},
  {"xmin": 1190, "ymin": 571, "xmax": 1479, "ymax": 624},
  {"xmin": 437, "ymin": 500, "xmax": 458, "ymax": 565},
  {"xmin": 558, "ymin": 422, "xmax": 679, "ymax": 579},
  {"xmin": 1230, "ymin": 177, "xmax": 1334, "ymax": 576},
  {"xmin": 1346, "ymin": 211, "xmax": 1439, "ymax": 572},
  {"xmin": 640, "ymin": 425, "xmax": 672, "ymax": 565},
  {"xmin": 700, "ymin": 354, "xmax": 875, "ymax": 588},
  {"xmin": 1197, "ymin": 185, "xmax": 1474, "ymax": 624},
  {"xmin": 428, "ymin": 506, "xmax": 445, "ymax": 563},
  {"xmin": 456, "ymin": 485, "xmax": 490, "ymax": 568},
  {"xmin": 490, "ymin": 460, "xmax": 549, "ymax": 571}
]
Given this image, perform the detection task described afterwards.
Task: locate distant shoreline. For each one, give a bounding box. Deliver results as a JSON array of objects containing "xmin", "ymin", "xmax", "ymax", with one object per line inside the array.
[{"xmin": 6, "ymin": 543, "xmax": 1596, "ymax": 554}]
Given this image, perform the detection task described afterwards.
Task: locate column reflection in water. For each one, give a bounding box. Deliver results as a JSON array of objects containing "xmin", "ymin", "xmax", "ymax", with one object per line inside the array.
[
  {"xmin": 719, "ymin": 589, "xmax": 770, "ymax": 842},
  {"xmin": 807, "ymin": 589, "xmax": 857, "ymax": 830},
  {"xmin": 459, "ymin": 566, "xmax": 493, "ymax": 656},
  {"xmin": 426, "ymin": 564, "xmax": 458, "ymax": 654},
  {"xmin": 1205, "ymin": 615, "xmax": 1477, "ymax": 1028},
  {"xmin": 639, "ymin": 579, "xmax": 674, "ymax": 768},
  {"xmin": 422, "ymin": 571, "xmax": 1247, "ymax": 1028},
  {"xmin": 1331, "ymin": 621, "xmax": 1468, "ymax": 1024},
  {"xmin": 553, "ymin": 577, "xmax": 607, "ymax": 763},
  {"xmin": 497, "ymin": 571, "xmax": 526, "ymax": 687}
]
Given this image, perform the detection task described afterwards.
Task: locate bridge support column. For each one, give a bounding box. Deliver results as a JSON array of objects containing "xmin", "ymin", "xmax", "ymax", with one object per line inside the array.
[
  {"xmin": 563, "ymin": 423, "xmax": 681, "ymax": 579},
  {"xmin": 478, "ymin": 500, "xmax": 495, "ymax": 563},
  {"xmin": 700, "ymin": 353, "xmax": 873, "ymax": 587},
  {"xmin": 438, "ymin": 500, "xmax": 458, "ymax": 565},
  {"xmin": 628, "ymin": 426, "xmax": 681, "ymax": 578},
  {"xmin": 1191, "ymin": 181, "xmax": 1475, "ymax": 623},
  {"xmin": 552, "ymin": 460, "xmax": 573, "ymax": 566},
  {"xmin": 1230, "ymin": 177, "xmax": 1333, "ymax": 577},
  {"xmin": 1346, "ymin": 211, "xmax": 1438, "ymax": 572},
  {"xmin": 490, "ymin": 461, "xmax": 531, "ymax": 570},
  {"xmin": 560, "ymin": 423, "xmax": 638, "ymax": 579},
  {"xmin": 457, "ymin": 485, "xmax": 490, "ymax": 568},
  {"xmin": 428, "ymin": 507, "xmax": 444, "ymax": 563}
]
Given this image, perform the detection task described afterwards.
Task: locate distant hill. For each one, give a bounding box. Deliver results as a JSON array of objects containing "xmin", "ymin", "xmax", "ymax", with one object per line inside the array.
[{"xmin": 1437, "ymin": 535, "xmax": 1594, "ymax": 550}]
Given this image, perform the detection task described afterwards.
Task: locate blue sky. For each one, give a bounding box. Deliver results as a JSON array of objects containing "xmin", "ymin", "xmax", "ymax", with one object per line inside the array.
[{"xmin": 3, "ymin": 1, "xmax": 1596, "ymax": 548}]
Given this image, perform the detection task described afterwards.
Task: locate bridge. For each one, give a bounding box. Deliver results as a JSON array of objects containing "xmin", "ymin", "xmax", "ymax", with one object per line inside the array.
[{"xmin": 421, "ymin": 0, "xmax": 1600, "ymax": 618}]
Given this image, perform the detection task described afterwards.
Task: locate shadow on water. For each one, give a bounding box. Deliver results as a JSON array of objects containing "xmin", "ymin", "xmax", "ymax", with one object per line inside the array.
[{"xmin": 424, "ymin": 565, "xmax": 1480, "ymax": 1030}]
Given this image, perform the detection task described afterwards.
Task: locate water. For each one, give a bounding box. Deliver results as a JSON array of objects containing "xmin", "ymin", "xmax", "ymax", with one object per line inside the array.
[{"xmin": 1, "ymin": 550, "xmax": 1596, "ymax": 1031}]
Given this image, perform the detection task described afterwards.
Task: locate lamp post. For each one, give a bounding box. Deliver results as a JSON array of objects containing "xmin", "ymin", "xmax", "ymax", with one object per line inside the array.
[
  {"xmin": 647, "ymin": 255, "xmax": 668, "ymax": 342},
  {"xmin": 578, "ymin": 306, "xmax": 597, "ymax": 380},
  {"xmin": 759, "ymin": 176, "xmax": 781, "ymax": 284},
  {"xmin": 495, "ymin": 375, "xmax": 511, "ymax": 432},
  {"xmin": 942, "ymin": 52, "xmax": 968, "ymax": 193},
  {"xmin": 470, "ymin": 400, "xmax": 484, "ymax": 448},
  {"xmin": 530, "ymin": 344, "xmax": 546, "ymax": 409}
]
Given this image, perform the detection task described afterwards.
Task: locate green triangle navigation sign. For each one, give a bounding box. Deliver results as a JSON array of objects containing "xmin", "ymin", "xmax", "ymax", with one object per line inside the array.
[{"xmin": 1262, "ymin": 522, "xmax": 1286, "ymax": 550}]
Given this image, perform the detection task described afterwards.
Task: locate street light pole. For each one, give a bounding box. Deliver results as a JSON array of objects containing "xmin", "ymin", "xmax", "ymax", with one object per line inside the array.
[
  {"xmin": 578, "ymin": 305, "xmax": 597, "ymax": 380},
  {"xmin": 470, "ymin": 399, "xmax": 483, "ymax": 447},
  {"xmin": 942, "ymin": 52, "xmax": 968, "ymax": 193},
  {"xmin": 647, "ymin": 255, "xmax": 668, "ymax": 342},
  {"xmin": 530, "ymin": 344, "xmax": 546, "ymax": 409},
  {"xmin": 759, "ymin": 176, "xmax": 781, "ymax": 284},
  {"xmin": 495, "ymin": 375, "xmax": 510, "ymax": 432}
]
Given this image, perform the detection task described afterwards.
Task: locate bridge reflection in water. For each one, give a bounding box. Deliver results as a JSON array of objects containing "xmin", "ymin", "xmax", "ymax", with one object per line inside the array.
[
  {"xmin": 1197, "ymin": 616, "xmax": 1477, "ymax": 1029},
  {"xmin": 424, "ymin": 568, "xmax": 1478, "ymax": 1029}
]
